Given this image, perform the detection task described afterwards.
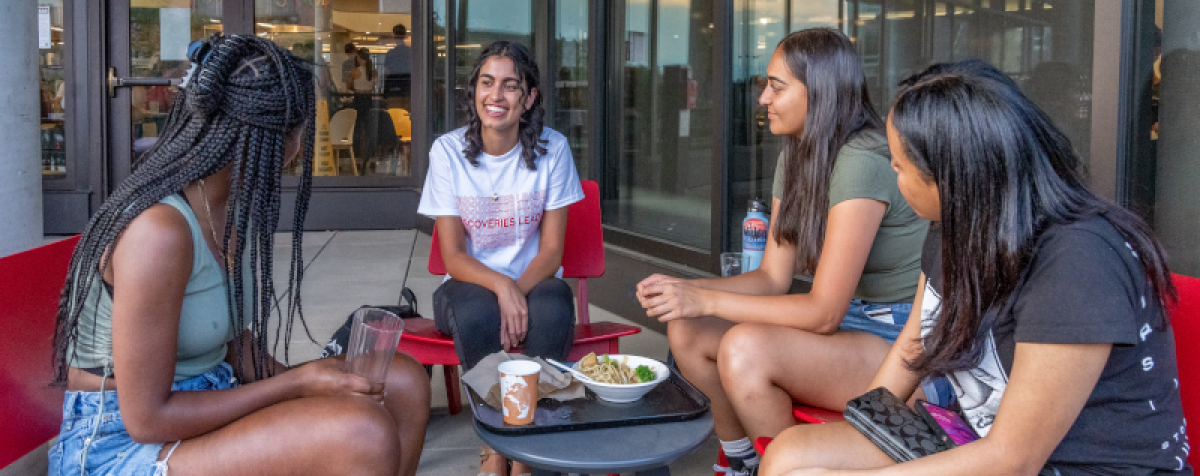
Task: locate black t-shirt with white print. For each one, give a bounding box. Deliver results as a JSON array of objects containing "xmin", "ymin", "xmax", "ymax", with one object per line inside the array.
[{"xmin": 920, "ymin": 217, "xmax": 1191, "ymax": 475}]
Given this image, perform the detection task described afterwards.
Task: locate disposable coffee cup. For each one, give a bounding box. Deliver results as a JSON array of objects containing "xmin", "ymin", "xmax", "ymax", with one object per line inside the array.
[
  {"xmin": 345, "ymin": 307, "xmax": 404, "ymax": 394},
  {"xmin": 498, "ymin": 360, "xmax": 541, "ymax": 425}
]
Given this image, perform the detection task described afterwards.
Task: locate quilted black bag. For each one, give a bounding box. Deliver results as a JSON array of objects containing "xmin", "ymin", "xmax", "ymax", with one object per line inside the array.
[{"xmin": 844, "ymin": 386, "xmax": 954, "ymax": 462}]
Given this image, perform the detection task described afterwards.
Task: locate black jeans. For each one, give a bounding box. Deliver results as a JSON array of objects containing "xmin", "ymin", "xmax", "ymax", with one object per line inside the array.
[{"xmin": 433, "ymin": 278, "xmax": 575, "ymax": 371}]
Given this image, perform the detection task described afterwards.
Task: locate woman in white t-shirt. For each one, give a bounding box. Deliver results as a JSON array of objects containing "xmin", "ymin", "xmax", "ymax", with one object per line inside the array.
[{"xmin": 417, "ymin": 41, "xmax": 583, "ymax": 476}]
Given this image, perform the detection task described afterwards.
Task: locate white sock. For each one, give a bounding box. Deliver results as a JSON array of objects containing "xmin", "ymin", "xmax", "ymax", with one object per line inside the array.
[{"xmin": 720, "ymin": 438, "xmax": 761, "ymax": 468}]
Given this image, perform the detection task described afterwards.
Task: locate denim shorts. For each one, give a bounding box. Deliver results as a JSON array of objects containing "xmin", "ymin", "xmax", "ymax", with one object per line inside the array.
[
  {"xmin": 49, "ymin": 362, "xmax": 239, "ymax": 476},
  {"xmin": 837, "ymin": 298, "xmax": 912, "ymax": 344},
  {"xmin": 837, "ymin": 299, "xmax": 955, "ymax": 406}
]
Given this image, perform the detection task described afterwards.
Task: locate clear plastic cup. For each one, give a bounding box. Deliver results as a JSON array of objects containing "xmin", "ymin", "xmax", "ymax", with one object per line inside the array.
[
  {"xmin": 721, "ymin": 252, "xmax": 744, "ymax": 278},
  {"xmin": 345, "ymin": 307, "xmax": 404, "ymax": 394}
]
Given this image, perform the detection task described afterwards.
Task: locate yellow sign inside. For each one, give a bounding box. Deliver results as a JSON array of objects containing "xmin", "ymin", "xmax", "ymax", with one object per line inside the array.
[{"xmin": 313, "ymin": 99, "xmax": 337, "ymax": 176}]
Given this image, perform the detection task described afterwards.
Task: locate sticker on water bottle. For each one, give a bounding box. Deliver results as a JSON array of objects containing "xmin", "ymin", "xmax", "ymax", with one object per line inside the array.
[{"xmin": 743, "ymin": 218, "xmax": 768, "ymax": 251}]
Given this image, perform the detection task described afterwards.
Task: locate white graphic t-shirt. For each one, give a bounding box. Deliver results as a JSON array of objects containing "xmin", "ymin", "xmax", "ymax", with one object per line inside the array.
[{"xmin": 418, "ymin": 126, "xmax": 584, "ymax": 281}]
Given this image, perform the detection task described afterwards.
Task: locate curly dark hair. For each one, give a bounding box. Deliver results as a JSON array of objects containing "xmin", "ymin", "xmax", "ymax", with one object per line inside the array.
[
  {"xmin": 460, "ymin": 41, "xmax": 547, "ymax": 170},
  {"xmin": 51, "ymin": 34, "xmax": 316, "ymax": 384}
]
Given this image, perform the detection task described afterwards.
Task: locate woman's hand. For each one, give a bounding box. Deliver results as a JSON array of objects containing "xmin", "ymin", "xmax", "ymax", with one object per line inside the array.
[
  {"xmin": 635, "ymin": 273, "xmax": 677, "ymax": 300},
  {"xmin": 494, "ymin": 278, "xmax": 529, "ymax": 350},
  {"xmin": 637, "ymin": 275, "xmax": 710, "ymax": 322},
  {"xmin": 288, "ymin": 358, "xmax": 380, "ymax": 401}
]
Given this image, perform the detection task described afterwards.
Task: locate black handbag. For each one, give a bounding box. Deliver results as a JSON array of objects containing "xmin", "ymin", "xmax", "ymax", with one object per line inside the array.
[
  {"xmin": 320, "ymin": 288, "xmax": 421, "ymax": 359},
  {"xmin": 844, "ymin": 387, "xmax": 954, "ymax": 462}
]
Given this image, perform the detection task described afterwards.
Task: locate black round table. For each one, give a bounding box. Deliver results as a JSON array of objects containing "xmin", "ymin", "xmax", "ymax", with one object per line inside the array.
[{"xmin": 472, "ymin": 411, "xmax": 713, "ymax": 476}]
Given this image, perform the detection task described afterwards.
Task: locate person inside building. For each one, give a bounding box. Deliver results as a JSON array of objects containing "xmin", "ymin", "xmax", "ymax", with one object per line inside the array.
[
  {"xmin": 760, "ymin": 60, "xmax": 1190, "ymax": 476},
  {"xmin": 340, "ymin": 41, "xmax": 358, "ymax": 89},
  {"xmin": 418, "ymin": 40, "xmax": 583, "ymax": 476},
  {"xmin": 635, "ymin": 28, "xmax": 934, "ymax": 476},
  {"xmin": 49, "ymin": 34, "xmax": 430, "ymax": 476},
  {"xmin": 346, "ymin": 47, "xmax": 378, "ymax": 95},
  {"xmin": 383, "ymin": 23, "xmax": 412, "ymax": 108}
]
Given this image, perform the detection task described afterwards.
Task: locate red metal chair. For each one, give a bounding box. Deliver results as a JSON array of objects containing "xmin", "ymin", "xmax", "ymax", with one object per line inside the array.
[
  {"xmin": 748, "ymin": 273, "xmax": 1200, "ymax": 465},
  {"xmin": 0, "ymin": 236, "xmax": 80, "ymax": 467},
  {"xmin": 1167, "ymin": 273, "xmax": 1200, "ymax": 468},
  {"xmin": 397, "ymin": 180, "xmax": 642, "ymax": 414}
]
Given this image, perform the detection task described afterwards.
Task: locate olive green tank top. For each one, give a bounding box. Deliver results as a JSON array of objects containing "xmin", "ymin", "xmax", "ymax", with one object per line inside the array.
[{"xmin": 66, "ymin": 194, "xmax": 234, "ymax": 382}]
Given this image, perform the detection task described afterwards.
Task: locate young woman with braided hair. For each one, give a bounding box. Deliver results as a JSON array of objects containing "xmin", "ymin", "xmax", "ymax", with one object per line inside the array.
[
  {"xmin": 49, "ymin": 34, "xmax": 429, "ymax": 476},
  {"xmin": 419, "ymin": 40, "xmax": 583, "ymax": 476}
]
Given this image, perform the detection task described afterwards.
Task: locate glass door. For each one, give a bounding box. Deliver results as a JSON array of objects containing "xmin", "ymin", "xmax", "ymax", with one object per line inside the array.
[
  {"xmin": 107, "ymin": 0, "xmax": 225, "ymax": 187},
  {"xmin": 604, "ymin": 0, "xmax": 717, "ymax": 255},
  {"xmin": 256, "ymin": 0, "xmax": 415, "ymax": 178}
]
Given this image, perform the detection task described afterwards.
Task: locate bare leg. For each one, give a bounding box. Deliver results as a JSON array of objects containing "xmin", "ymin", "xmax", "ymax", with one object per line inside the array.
[
  {"xmin": 480, "ymin": 445, "xmax": 508, "ymax": 475},
  {"xmin": 162, "ymin": 353, "xmax": 430, "ymax": 476},
  {"xmin": 759, "ymin": 422, "xmax": 894, "ymax": 475},
  {"xmin": 382, "ymin": 352, "xmax": 432, "ymax": 476},
  {"xmin": 162, "ymin": 395, "xmax": 401, "ymax": 476},
  {"xmin": 511, "ymin": 460, "xmax": 533, "ymax": 475},
  {"xmin": 668, "ymin": 316, "xmax": 743, "ymax": 440},
  {"xmin": 718, "ymin": 324, "xmax": 893, "ymax": 440}
]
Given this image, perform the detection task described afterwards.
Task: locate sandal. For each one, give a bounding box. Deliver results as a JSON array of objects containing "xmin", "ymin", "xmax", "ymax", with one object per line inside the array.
[{"xmin": 478, "ymin": 446, "xmax": 507, "ymax": 476}]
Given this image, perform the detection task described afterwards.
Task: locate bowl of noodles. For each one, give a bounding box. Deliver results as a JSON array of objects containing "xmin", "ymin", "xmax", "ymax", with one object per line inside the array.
[{"xmin": 573, "ymin": 353, "xmax": 670, "ymax": 403}]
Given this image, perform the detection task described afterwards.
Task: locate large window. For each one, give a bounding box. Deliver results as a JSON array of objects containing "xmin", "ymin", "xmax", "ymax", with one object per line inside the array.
[
  {"xmin": 604, "ymin": 0, "xmax": 717, "ymax": 251},
  {"xmin": 256, "ymin": 0, "xmax": 414, "ymax": 177},
  {"xmin": 1139, "ymin": 0, "xmax": 1200, "ymax": 276},
  {"xmin": 728, "ymin": 0, "xmax": 1096, "ymax": 251},
  {"xmin": 428, "ymin": 0, "xmax": 534, "ymax": 137},
  {"xmin": 38, "ymin": 0, "xmax": 67, "ymax": 178},
  {"xmin": 555, "ymin": 0, "xmax": 590, "ymax": 178},
  {"xmin": 128, "ymin": 0, "xmax": 223, "ymax": 168}
]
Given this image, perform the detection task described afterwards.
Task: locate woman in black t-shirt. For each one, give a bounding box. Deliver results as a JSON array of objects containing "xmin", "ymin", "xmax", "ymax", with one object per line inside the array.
[{"xmin": 761, "ymin": 60, "xmax": 1191, "ymax": 475}]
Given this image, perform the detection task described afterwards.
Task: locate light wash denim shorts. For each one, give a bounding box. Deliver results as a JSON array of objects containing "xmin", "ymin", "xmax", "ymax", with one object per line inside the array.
[
  {"xmin": 837, "ymin": 298, "xmax": 912, "ymax": 343},
  {"xmin": 837, "ymin": 299, "xmax": 955, "ymax": 406},
  {"xmin": 49, "ymin": 362, "xmax": 238, "ymax": 476}
]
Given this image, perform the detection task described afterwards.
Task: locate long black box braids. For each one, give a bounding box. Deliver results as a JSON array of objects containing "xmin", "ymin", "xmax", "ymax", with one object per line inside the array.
[{"xmin": 52, "ymin": 34, "xmax": 317, "ymax": 385}]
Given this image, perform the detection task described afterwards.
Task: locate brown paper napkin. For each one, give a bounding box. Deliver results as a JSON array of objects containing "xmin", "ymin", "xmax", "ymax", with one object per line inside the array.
[{"xmin": 460, "ymin": 351, "xmax": 587, "ymax": 410}]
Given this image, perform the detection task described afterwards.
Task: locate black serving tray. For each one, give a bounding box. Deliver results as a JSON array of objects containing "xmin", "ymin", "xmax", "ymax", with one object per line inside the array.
[{"xmin": 469, "ymin": 366, "xmax": 711, "ymax": 435}]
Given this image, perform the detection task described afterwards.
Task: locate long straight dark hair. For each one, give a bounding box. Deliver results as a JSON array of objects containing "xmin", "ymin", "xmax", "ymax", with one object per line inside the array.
[
  {"xmin": 773, "ymin": 28, "xmax": 884, "ymax": 273},
  {"xmin": 460, "ymin": 41, "xmax": 547, "ymax": 170},
  {"xmin": 51, "ymin": 35, "xmax": 316, "ymax": 384},
  {"xmin": 891, "ymin": 60, "xmax": 1176, "ymax": 378}
]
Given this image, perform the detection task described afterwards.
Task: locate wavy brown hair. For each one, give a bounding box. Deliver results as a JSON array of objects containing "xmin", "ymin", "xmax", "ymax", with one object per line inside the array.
[{"xmin": 772, "ymin": 28, "xmax": 884, "ymax": 273}]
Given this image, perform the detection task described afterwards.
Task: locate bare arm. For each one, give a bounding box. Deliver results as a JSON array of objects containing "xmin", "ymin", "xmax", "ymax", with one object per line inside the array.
[
  {"xmin": 789, "ymin": 342, "xmax": 1112, "ymax": 476},
  {"xmin": 639, "ymin": 196, "xmax": 886, "ymax": 333},
  {"xmin": 436, "ymin": 210, "xmax": 571, "ymax": 350},
  {"xmin": 864, "ymin": 273, "xmax": 928, "ymax": 400},
  {"xmin": 515, "ymin": 206, "xmax": 568, "ymax": 293},
  {"xmin": 110, "ymin": 206, "xmax": 376, "ymax": 443}
]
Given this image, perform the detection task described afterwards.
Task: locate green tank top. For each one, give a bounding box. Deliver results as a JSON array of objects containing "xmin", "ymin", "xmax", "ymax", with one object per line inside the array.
[{"xmin": 66, "ymin": 194, "xmax": 233, "ymax": 382}]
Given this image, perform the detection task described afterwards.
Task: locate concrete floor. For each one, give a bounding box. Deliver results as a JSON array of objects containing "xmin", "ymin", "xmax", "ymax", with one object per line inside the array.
[{"xmin": 274, "ymin": 230, "xmax": 720, "ymax": 475}]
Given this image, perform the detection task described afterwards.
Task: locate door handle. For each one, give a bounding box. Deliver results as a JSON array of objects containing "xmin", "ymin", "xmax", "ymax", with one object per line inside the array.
[{"xmin": 108, "ymin": 67, "xmax": 181, "ymax": 98}]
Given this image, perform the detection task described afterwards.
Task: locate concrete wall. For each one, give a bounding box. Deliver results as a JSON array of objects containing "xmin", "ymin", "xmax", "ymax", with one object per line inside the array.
[{"xmin": 0, "ymin": 1, "xmax": 44, "ymax": 257}]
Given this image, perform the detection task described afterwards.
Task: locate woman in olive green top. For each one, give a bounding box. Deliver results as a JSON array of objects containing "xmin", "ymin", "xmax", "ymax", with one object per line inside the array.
[{"xmin": 636, "ymin": 28, "xmax": 929, "ymax": 476}]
